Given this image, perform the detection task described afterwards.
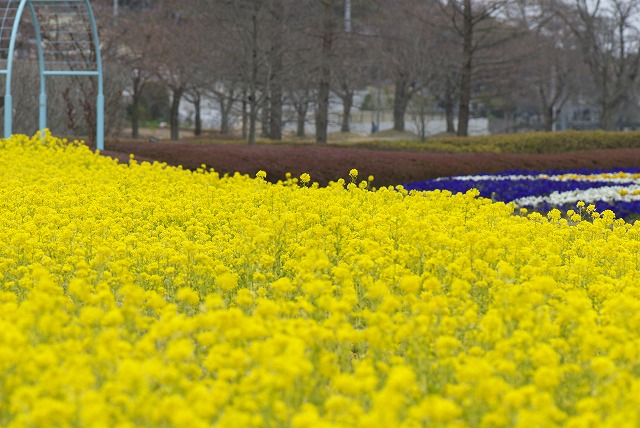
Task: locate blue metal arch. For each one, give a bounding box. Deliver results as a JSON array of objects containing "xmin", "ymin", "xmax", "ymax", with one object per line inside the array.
[{"xmin": 0, "ymin": 0, "xmax": 104, "ymax": 150}]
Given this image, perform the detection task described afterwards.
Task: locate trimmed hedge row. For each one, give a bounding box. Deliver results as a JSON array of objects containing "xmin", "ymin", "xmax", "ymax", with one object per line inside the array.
[{"xmin": 351, "ymin": 130, "xmax": 640, "ymax": 154}]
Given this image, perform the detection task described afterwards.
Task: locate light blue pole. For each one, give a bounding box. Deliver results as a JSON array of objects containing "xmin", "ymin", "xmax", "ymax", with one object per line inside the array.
[
  {"xmin": 0, "ymin": 1, "xmax": 16, "ymax": 139},
  {"xmin": 84, "ymin": 0, "xmax": 104, "ymax": 151},
  {"xmin": 28, "ymin": 1, "xmax": 46, "ymax": 137},
  {"xmin": 43, "ymin": 70, "xmax": 99, "ymax": 76},
  {"xmin": 4, "ymin": 0, "xmax": 27, "ymax": 139},
  {"xmin": 97, "ymin": 93, "xmax": 104, "ymax": 150}
]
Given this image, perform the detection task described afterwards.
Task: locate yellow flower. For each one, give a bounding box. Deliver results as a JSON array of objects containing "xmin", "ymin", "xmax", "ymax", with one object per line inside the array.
[
  {"xmin": 216, "ymin": 273, "xmax": 238, "ymax": 292},
  {"xmin": 166, "ymin": 338, "xmax": 195, "ymax": 361},
  {"xmin": 176, "ymin": 287, "xmax": 200, "ymax": 306},
  {"xmin": 435, "ymin": 335, "xmax": 460, "ymax": 357},
  {"xmin": 235, "ymin": 288, "xmax": 253, "ymax": 307},
  {"xmin": 270, "ymin": 277, "xmax": 295, "ymax": 296},
  {"xmin": 409, "ymin": 395, "xmax": 462, "ymax": 423},
  {"xmin": 398, "ymin": 275, "xmax": 421, "ymax": 295},
  {"xmin": 534, "ymin": 366, "xmax": 561, "ymax": 389},
  {"xmin": 591, "ymin": 356, "xmax": 616, "ymax": 378}
]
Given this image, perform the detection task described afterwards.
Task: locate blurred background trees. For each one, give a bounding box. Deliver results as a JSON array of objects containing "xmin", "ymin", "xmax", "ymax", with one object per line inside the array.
[{"xmin": 10, "ymin": 0, "xmax": 640, "ymax": 141}]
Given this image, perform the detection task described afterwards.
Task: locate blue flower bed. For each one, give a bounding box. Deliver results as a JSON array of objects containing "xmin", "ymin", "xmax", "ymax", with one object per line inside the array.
[{"xmin": 405, "ymin": 168, "xmax": 640, "ymax": 220}]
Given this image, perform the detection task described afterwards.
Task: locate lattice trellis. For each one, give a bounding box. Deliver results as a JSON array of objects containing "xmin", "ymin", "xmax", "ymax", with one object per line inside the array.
[{"xmin": 0, "ymin": 0, "xmax": 104, "ymax": 149}]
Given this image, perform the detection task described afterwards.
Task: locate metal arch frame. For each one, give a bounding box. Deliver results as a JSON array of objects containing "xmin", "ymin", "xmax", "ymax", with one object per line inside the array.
[{"xmin": 0, "ymin": 0, "xmax": 104, "ymax": 150}]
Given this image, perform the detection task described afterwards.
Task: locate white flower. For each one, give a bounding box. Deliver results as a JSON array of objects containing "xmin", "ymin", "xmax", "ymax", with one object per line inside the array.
[{"xmin": 512, "ymin": 185, "xmax": 640, "ymax": 207}]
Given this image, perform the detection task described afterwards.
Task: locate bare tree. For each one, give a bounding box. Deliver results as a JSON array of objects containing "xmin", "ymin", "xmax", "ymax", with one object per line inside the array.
[
  {"xmin": 198, "ymin": 0, "xmax": 306, "ymax": 144},
  {"xmin": 442, "ymin": 0, "xmax": 519, "ymax": 136},
  {"xmin": 329, "ymin": 1, "xmax": 378, "ymax": 134},
  {"xmin": 266, "ymin": 0, "xmax": 285, "ymax": 140},
  {"xmin": 211, "ymin": 81, "xmax": 238, "ymax": 135},
  {"xmin": 184, "ymin": 89, "xmax": 203, "ymax": 136},
  {"xmin": 97, "ymin": 1, "xmax": 159, "ymax": 138},
  {"xmin": 556, "ymin": 0, "xmax": 640, "ymax": 130},
  {"xmin": 409, "ymin": 88, "xmax": 433, "ymax": 141},
  {"xmin": 425, "ymin": 6, "xmax": 461, "ymax": 134},
  {"xmin": 522, "ymin": 4, "xmax": 582, "ymax": 131},
  {"xmin": 315, "ymin": 0, "xmax": 338, "ymax": 143},
  {"xmin": 289, "ymin": 89, "xmax": 314, "ymax": 137},
  {"xmin": 130, "ymin": 1, "xmax": 203, "ymax": 141},
  {"xmin": 373, "ymin": 0, "xmax": 441, "ymax": 133},
  {"xmin": 332, "ymin": 34, "xmax": 375, "ymax": 133},
  {"xmin": 115, "ymin": 0, "xmax": 201, "ymax": 140}
]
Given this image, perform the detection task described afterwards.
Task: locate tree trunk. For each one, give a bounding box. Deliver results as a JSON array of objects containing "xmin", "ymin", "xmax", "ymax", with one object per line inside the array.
[
  {"xmin": 242, "ymin": 89, "xmax": 248, "ymax": 140},
  {"xmin": 130, "ymin": 74, "xmax": 144, "ymax": 139},
  {"xmin": 170, "ymin": 88, "xmax": 184, "ymax": 141},
  {"xmin": 297, "ymin": 110, "xmax": 306, "ymax": 137},
  {"xmin": 393, "ymin": 78, "xmax": 412, "ymax": 132},
  {"xmin": 249, "ymin": 96, "xmax": 258, "ymax": 145},
  {"xmin": 248, "ymin": 9, "xmax": 259, "ymax": 145},
  {"xmin": 316, "ymin": 81, "xmax": 330, "ymax": 143},
  {"xmin": 193, "ymin": 94, "xmax": 202, "ymax": 136},
  {"xmin": 600, "ymin": 88, "xmax": 614, "ymax": 130},
  {"xmin": 457, "ymin": 0, "xmax": 473, "ymax": 137},
  {"xmin": 445, "ymin": 100, "xmax": 456, "ymax": 134},
  {"xmin": 341, "ymin": 92, "xmax": 353, "ymax": 132},
  {"xmin": 542, "ymin": 105, "xmax": 555, "ymax": 132},
  {"xmin": 218, "ymin": 88, "xmax": 235, "ymax": 135},
  {"xmin": 316, "ymin": 0, "xmax": 335, "ymax": 144},
  {"xmin": 268, "ymin": 8, "xmax": 283, "ymax": 141},
  {"xmin": 269, "ymin": 87, "xmax": 283, "ymax": 140},
  {"xmin": 131, "ymin": 92, "xmax": 141, "ymax": 139},
  {"xmin": 420, "ymin": 104, "xmax": 427, "ymax": 142},
  {"xmin": 218, "ymin": 95, "xmax": 228, "ymax": 134},
  {"xmin": 261, "ymin": 98, "xmax": 269, "ymax": 137},
  {"xmin": 538, "ymin": 86, "xmax": 553, "ymax": 132},
  {"xmin": 444, "ymin": 77, "xmax": 456, "ymax": 134},
  {"xmin": 601, "ymin": 106, "xmax": 615, "ymax": 130},
  {"xmin": 220, "ymin": 98, "xmax": 230, "ymax": 134},
  {"xmin": 296, "ymin": 100, "xmax": 308, "ymax": 137}
]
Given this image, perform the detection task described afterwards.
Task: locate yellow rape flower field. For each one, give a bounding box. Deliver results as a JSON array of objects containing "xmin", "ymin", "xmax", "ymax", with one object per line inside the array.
[{"xmin": 2, "ymin": 133, "xmax": 640, "ymax": 427}]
